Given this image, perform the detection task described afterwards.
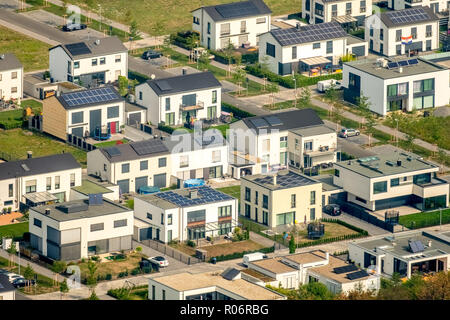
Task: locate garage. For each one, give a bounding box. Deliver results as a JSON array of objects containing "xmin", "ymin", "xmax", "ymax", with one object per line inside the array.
[
  {"xmin": 135, "ymin": 176, "xmax": 148, "ymax": 193},
  {"xmin": 352, "ymin": 45, "xmax": 366, "ymax": 57},
  {"xmin": 153, "ymin": 173, "xmax": 167, "ymax": 188},
  {"xmin": 117, "ymin": 179, "xmax": 130, "ymax": 194},
  {"xmin": 128, "ymin": 112, "xmax": 142, "ymax": 127}
]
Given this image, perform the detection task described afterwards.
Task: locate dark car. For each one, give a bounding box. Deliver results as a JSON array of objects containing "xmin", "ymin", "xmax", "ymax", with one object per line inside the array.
[
  {"xmin": 62, "ymin": 23, "xmax": 87, "ymax": 32},
  {"xmin": 12, "ymin": 278, "xmax": 35, "ymax": 288},
  {"xmin": 323, "ymin": 204, "xmax": 341, "ymax": 216},
  {"xmin": 142, "ymin": 50, "xmax": 163, "ymax": 60}
]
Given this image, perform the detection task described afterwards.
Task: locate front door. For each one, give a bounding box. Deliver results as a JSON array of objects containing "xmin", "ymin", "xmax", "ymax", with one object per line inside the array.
[
  {"xmin": 89, "ymin": 109, "xmax": 102, "ymax": 137},
  {"xmin": 135, "ymin": 176, "xmax": 148, "ymax": 193},
  {"xmin": 117, "ymin": 179, "xmax": 130, "ymax": 194},
  {"xmin": 109, "ymin": 121, "xmax": 117, "ymax": 134}
]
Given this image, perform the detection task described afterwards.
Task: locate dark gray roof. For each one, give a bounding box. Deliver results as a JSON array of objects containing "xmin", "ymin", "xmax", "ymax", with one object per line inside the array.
[
  {"xmin": 196, "ymin": 0, "xmax": 271, "ymax": 22},
  {"xmin": 163, "ymin": 130, "xmax": 226, "ymax": 153},
  {"xmin": 242, "ymin": 170, "xmax": 321, "ymax": 190},
  {"xmin": 0, "ymin": 53, "xmax": 22, "ymax": 71},
  {"xmin": 0, "ymin": 153, "xmax": 81, "ymax": 180},
  {"xmin": 0, "ymin": 275, "xmax": 15, "ymax": 294},
  {"xmin": 378, "ymin": 6, "xmax": 438, "ymax": 28},
  {"xmin": 56, "ymin": 86, "xmax": 124, "ymax": 110},
  {"xmin": 270, "ymin": 22, "xmax": 348, "ymax": 46},
  {"xmin": 241, "ymin": 109, "xmax": 324, "ymax": 133},
  {"xmin": 98, "ymin": 139, "xmax": 170, "ymax": 163},
  {"xmin": 145, "ymin": 71, "xmax": 221, "ymax": 96},
  {"xmin": 50, "ymin": 36, "xmax": 127, "ymax": 60}
]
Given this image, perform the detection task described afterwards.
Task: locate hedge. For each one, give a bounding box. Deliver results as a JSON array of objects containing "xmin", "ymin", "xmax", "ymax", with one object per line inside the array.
[
  {"xmin": 0, "ymin": 121, "xmax": 25, "ymax": 130},
  {"xmin": 210, "ymin": 245, "xmax": 275, "ymax": 263},
  {"xmin": 210, "ymin": 50, "xmax": 258, "ymax": 65},
  {"xmin": 245, "ymin": 65, "xmax": 342, "ymax": 89},
  {"xmin": 222, "ymin": 102, "xmax": 255, "ymax": 119},
  {"xmin": 157, "ymin": 123, "xmax": 175, "ymax": 134}
]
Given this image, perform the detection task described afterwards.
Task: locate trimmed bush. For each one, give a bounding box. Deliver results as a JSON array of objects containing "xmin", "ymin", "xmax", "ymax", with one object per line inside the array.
[
  {"xmin": 222, "ymin": 102, "xmax": 255, "ymax": 119},
  {"xmin": 158, "ymin": 123, "xmax": 175, "ymax": 134},
  {"xmin": 186, "ymin": 240, "xmax": 196, "ymax": 248},
  {"xmin": 105, "ymin": 274, "xmax": 112, "ymax": 281},
  {"xmin": 209, "ymin": 246, "xmax": 275, "ymax": 263}
]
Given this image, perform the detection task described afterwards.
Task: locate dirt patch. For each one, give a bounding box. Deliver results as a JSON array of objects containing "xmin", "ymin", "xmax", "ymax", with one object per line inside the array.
[{"xmin": 200, "ymin": 240, "xmax": 264, "ymax": 257}]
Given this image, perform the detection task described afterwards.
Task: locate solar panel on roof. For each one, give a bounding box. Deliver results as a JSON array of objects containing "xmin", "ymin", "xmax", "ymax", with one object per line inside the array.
[
  {"xmin": 409, "ymin": 240, "xmax": 425, "ymax": 253},
  {"xmin": 347, "ymin": 270, "xmax": 369, "ymax": 280},
  {"xmin": 333, "ymin": 265, "xmax": 358, "ymax": 274},
  {"xmin": 130, "ymin": 140, "xmax": 168, "ymax": 156},
  {"xmin": 272, "ymin": 22, "xmax": 347, "ymax": 46},
  {"xmin": 104, "ymin": 147, "xmax": 121, "ymax": 157},
  {"xmin": 387, "ymin": 62, "xmax": 399, "ymax": 69},
  {"xmin": 249, "ymin": 118, "xmax": 269, "ymax": 128},
  {"xmin": 65, "ymin": 42, "xmax": 92, "ymax": 56},
  {"xmin": 407, "ymin": 59, "xmax": 418, "ymax": 65},
  {"xmin": 222, "ymin": 268, "xmax": 241, "ymax": 281},
  {"xmin": 398, "ymin": 60, "xmax": 408, "ymax": 67},
  {"xmin": 155, "ymin": 80, "xmax": 172, "ymax": 91},
  {"xmin": 264, "ymin": 115, "xmax": 283, "ymax": 126},
  {"xmin": 387, "ymin": 8, "xmax": 430, "ymax": 25},
  {"xmin": 216, "ymin": 1, "xmax": 258, "ymax": 19},
  {"xmin": 61, "ymin": 87, "xmax": 118, "ymax": 107}
]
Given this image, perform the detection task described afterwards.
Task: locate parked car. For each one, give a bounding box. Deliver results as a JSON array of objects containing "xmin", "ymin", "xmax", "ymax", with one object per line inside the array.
[
  {"xmin": 4, "ymin": 273, "xmax": 24, "ymax": 283},
  {"xmin": 148, "ymin": 256, "xmax": 169, "ymax": 267},
  {"xmin": 243, "ymin": 252, "xmax": 268, "ymax": 267},
  {"xmin": 12, "ymin": 278, "xmax": 35, "ymax": 288},
  {"xmin": 339, "ymin": 128, "xmax": 360, "ymax": 138},
  {"xmin": 323, "ymin": 204, "xmax": 341, "ymax": 216},
  {"xmin": 142, "ymin": 50, "xmax": 163, "ymax": 60},
  {"xmin": 62, "ymin": 23, "xmax": 87, "ymax": 32},
  {"xmin": 317, "ymin": 79, "xmax": 342, "ymax": 93}
]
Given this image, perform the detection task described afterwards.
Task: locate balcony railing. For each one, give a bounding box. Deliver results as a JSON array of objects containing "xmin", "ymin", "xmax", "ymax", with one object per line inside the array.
[
  {"xmin": 304, "ymin": 146, "xmax": 337, "ymax": 157},
  {"xmin": 180, "ymin": 101, "xmax": 204, "ymax": 111}
]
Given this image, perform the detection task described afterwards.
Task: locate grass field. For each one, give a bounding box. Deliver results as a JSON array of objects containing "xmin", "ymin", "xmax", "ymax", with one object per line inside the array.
[
  {"xmin": 0, "ymin": 222, "xmax": 29, "ymax": 240},
  {"xmin": 0, "ymin": 100, "xmax": 43, "ymax": 129},
  {"xmin": 93, "ymin": 139, "xmax": 129, "ymax": 148},
  {"xmin": 294, "ymin": 222, "xmax": 358, "ymax": 244},
  {"xmin": 0, "ymin": 26, "xmax": 51, "ymax": 72},
  {"xmin": 68, "ymin": 0, "xmax": 301, "ymax": 35},
  {"xmin": 0, "ymin": 129, "xmax": 87, "ymax": 167},
  {"xmin": 399, "ymin": 208, "xmax": 450, "ymax": 229},
  {"xmin": 171, "ymin": 239, "xmax": 263, "ymax": 257},
  {"xmin": 217, "ymin": 185, "xmax": 240, "ymax": 199}
]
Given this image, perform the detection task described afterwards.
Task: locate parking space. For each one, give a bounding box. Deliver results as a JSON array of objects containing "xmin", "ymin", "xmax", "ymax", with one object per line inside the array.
[
  {"xmin": 144, "ymin": 56, "xmax": 177, "ymax": 68},
  {"xmin": 132, "ymin": 240, "xmax": 187, "ymax": 273}
]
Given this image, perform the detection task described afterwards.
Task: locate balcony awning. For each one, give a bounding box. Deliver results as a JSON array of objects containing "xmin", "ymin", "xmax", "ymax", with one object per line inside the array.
[
  {"xmin": 180, "ymin": 104, "xmax": 204, "ymax": 111},
  {"xmin": 332, "ymin": 15, "xmax": 357, "ymax": 24},
  {"xmin": 299, "ymin": 56, "xmax": 332, "ymax": 66},
  {"xmin": 23, "ymin": 191, "xmax": 57, "ymax": 205}
]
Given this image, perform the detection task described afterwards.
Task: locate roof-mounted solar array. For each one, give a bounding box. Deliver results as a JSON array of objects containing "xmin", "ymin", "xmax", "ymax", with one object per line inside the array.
[
  {"xmin": 155, "ymin": 186, "xmax": 233, "ymax": 207},
  {"xmin": 409, "ymin": 240, "xmax": 425, "ymax": 253},
  {"xmin": 264, "ymin": 115, "xmax": 283, "ymax": 126},
  {"xmin": 253, "ymin": 172, "xmax": 316, "ymax": 188},
  {"xmin": 61, "ymin": 87, "xmax": 118, "ymax": 108},
  {"xmin": 387, "ymin": 59, "xmax": 419, "ymax": 70},
  {"xmin": 65, "ymin": 42, "xmax": 92, "ymax": 56},
  {"xmin": 271, "ymin": 22, "xmax": 347, "ymax": 46},
  {"xmin": 347, "ymin": 270, "xmax": 370, "ymax": 280},
  {"xmin": 155, "ymin": 80, "xmax": 173, "ymax": 91},
  {"xmin": 386, "ymin": 7, "xmax": 430, "ymax": 25},
  {"xmin": 216, "ymin": 1, "xmax": 258, "ymax": 19},
  {"xmin": 333, "ymin": 265, "xmax": 358, "ymax": 274},
  {"xmin": 104, "ymin": 147, "xmax": 121, "ymax": 157},
  {"xmin": 130, "ymin": 140, "xmax": 168, "ymax": 156}
]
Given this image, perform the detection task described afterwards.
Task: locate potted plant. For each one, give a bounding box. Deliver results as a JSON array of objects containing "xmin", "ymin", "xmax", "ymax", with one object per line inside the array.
[{"xmin": 7, "ymin": 207, "xmax": 12, "ymax": 214}]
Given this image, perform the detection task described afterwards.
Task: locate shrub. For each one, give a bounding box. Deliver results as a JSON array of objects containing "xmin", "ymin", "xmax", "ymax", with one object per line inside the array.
[
  {"xmin": 157, "ymin": 123, "xmax": 175, "ymax": 134},
  {"xmin": 131, "ymin": 268, "xmax": 140, "ymax": 276},
  {"xmin": 135, "ymin": 246, "xmax": 142, "ymax": 253},
  {"xmin": 210, "ymin": 246, "xmax": 275, "ymax": 262},
  {"xmin": 222, "ymin": 102, "xmax": 255, "ymax": 119},
  {"xmin": 91, "ymin": 256, "xmax": 100, "ymax": 262},
  {"xmin": 186, "ymin": 240, "xmax": 196, "ymax": 248},
  {"xmin": 105, "ymin": 274, "xmax": 112, "ymax": 281},
  {"xmin": 51, "ymin": 260, "xmax": 67, "ymax": 274},
  {"xmin": 142, "ymin": 267, "xmax": 152, "ymax": 274}
]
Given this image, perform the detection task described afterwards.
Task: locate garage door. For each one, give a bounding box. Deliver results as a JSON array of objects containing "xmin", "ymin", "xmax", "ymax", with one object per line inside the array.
[
  {"xmin": 128, "ymin": 112, "xmax": 141, "ymax": 127},
  {"xmin": 135, "ymin": 176, "xmax": 148, "ymax": 193},
  {"xmin": 71, "ymin": 127, "xmax": 84, "ymax": 137},
  {"xmin": 352, "ymin": 45, "xmax": 366, "ymax": 57},
  {"xmin": 117, "ymin": 179, "xmax": 130, "ymax": 194},
  {"xmin": 153, "ymin": 173, "xmax": 167, "ymax": 188}
]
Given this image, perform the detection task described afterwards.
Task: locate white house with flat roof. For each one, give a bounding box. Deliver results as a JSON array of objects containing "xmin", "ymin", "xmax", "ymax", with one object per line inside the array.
[
  {"xmin": 365, "ymin": 7, "xmax": 439, "ymax": 57},
  {"xmin": 49, "ymin": 37, "xmax": 128, "ymax": 87},
  {"xmin": 388, "ymin": 0, "xmax": 449, "ymax": 13},
  {"xmin": 0, "ymin": 153, "xmax": 82, "ymax": 212},
  {"xmin": 29, "ymin": 196, "xmax": 133, "ymax": 260},
  {"xmin": 0, "ymin": 53, "xmax": 23, "ymax": 101},
  {"xmin": 333, "ymin": 151, "xmax": 449, "ymax": 211},
  {"xmin": 191, "ymin": 0, "xmax": 272, "ymax": 50},
  {"xmin": 258, "ymin": 22, "xmax": 368, "ymax": 75},
  {"xmin": 302, "ymin": 0, "xmax": 373, "ymax": 26},
  {"xmin": 349, "ymin": 230, "xmax": 450, "ymax": 279},
  {"xmin": 133, "ymin": 186, "xmax": 238, "ymax": 243},
  {"xmin": 342, "ymin": 57, "xmax": 450, "ymax": 115}
]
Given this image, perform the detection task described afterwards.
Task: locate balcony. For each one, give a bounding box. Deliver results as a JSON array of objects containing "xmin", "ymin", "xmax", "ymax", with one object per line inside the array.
[
  {"xmin": 412, "ymin": 178, "xmax": 449, "ymax": 198},
  {"xmin": 180, "ymin": 101, "xmax": 204, "ymax": 112},
  {"xmin": 304, "ymin": 145, "xmax": 337, "ymax": 157}
]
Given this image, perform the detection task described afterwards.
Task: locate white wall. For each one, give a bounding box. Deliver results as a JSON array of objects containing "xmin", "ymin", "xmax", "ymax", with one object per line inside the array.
[
  {"xmin": 303, "ymin": 0, "xmax": 372, "ymax": 23},
  {"xmin": 0, "ymin": 67, "xmax": 23, "ymax": 101}
]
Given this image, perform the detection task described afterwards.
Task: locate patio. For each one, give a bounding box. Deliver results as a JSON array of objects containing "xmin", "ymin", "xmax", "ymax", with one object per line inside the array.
[
  {"xmin": 372, "ymin": 206, "xmax": 421, "ymax": 221},
  {"xmin": 0, "ymin": 211, "xmax": 23, "ymax": 226}
]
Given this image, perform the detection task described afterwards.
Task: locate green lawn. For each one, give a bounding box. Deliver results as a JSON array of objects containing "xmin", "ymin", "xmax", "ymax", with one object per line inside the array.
[
  {"xmin": 399, "ymin": 208, "xmax": 450, "ymax": 229},
  {"xmin": 0, "ymin": 100, "xmax": 43, "ymax": 129},
  {"xmin": 67, "ymin": 0, "xmax": 301, "ymax": 35},
  {"xmin": 0, "ymin": 129, "xmax": 87, "ymax": 167},
  {"xmin": 0, "ymin": 25, "xmax": 51, "ymax": 72},
  {"xmin": 0, "ymin": 222, "xmax": 29, "ymax": 241},
  {"xmin": 217, "ymin": 185, "xmax": 241, "ymax": 199},
  {"xmin": 94, "ymin": 139, "xmax": 129, "ymax": 148}
]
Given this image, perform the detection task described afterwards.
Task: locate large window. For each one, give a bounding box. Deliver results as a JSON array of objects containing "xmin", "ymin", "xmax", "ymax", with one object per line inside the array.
[
  {"xmin": 207, "ymin": 106, "xmax": 217, "ymax": 120},
  {"xmin": 33, "ymin": 218, "xmax": 42, "ymax": 228},
  {"xmin": 280, "ymin": 136, "xmax": 287, "ymax": 148},
  {"xmin": 390, "ymin": 178, "xmax": 400, "ymax": 187},
  {"xmin": 122, "ymin": 163, "xmax": 130, "ymax": 173},
  {"xmin": 413, "ymin": 79, "xmax": 434, "ymax": 93},
  {"xmin": 413, "ymin": 95, "xmax": 434, "ymax": 109},
  {"xmin": 373, "ymin": 181, "xmax": 387, "ymax": 194},
  {"xmin": 25, "ymin": 180, "xmax": 37, "ymax": 194},
  {"xmin": 413, "ymin": 173, "xmax": 431, "ymax": 185},
  {"xmin": 424, "ymin": 195, "xmax": 447, "ymax": 210},
  {"xmin": 114, "ymin": 219, "xmax": 127, "ymax": 228},
  {"xmin": 140, "ymin": 160, "xmax": 148, "ymax": 171},
  {"xmin": 313, "ymin": 42, "xmax": 321, "ymax": 49},
  {"xmin": 310, "ymin": 191, "xmax": 316, "ymax": 205},
  {"xmin": 107, "ymin": 106, "xmax": 119, "ymax": 119},
  {"xmin": 262, "ymin": 195, "xmax": 268, "ymax": 209},
  {"xmin": 266, "ymin": 43, "xmax": 275, "ymax": 57},
  {"xmin": 262, "ymin": 211, "xmax": 268, "ymax": 225},
  {"xmin": 276, "ymin": 212, "xmax": 294, "ymax": 226},
  {"xmin": 187, "ymin": 210, "xmax": 206, "ymax": 223},
  {"xmin": 218, "ymin": 205, "xmax": 232, "ymax": 217},
  {"xmin": 219, "ymin": 222, "xmax": 232, "ymax": 235},
  {"xmin": 245, "ymin": 204, "xmax": 251, "ymax": 218},
  {"xmin": 90, "ymin": 223, "xmax": 104, "ymax": 232},
  {"xmin": 326, "ymin": 41, "xmax": 333, "ymax": 54},
  {"xmin": 315, "ymin": 3, "xmax": 324, "ymax": 15},
  {"xmin": 245, "ymin": 187, "xmax": 251, "ymax": 202},
  {"xmin": 165, "ymin": 112, "xmax": 175, "ymax": 126},
  {"xmin": 159, "ymin": 157, "xmax": 167, "ymax": 168},
  {"xmin": 310, "ymin": 208, "xmax": 316, "ymax": 220},
  {"xmin": 71, "ymin": 111, "xmax": 83, "ymax": 124},
  {"xmin": 396, "ymin": 30, "xmax": 402, "ymax": 42},
  {"xmin": 426, "ymin": 25, "xmax": 432, "ymax": 37},
  {"xmin": 387, "ymin": 83, "xmax": 408, "ymax": 97},
  {"xmin": 220, "ymin": 23, "xmax": 230, "ymax": 36}
]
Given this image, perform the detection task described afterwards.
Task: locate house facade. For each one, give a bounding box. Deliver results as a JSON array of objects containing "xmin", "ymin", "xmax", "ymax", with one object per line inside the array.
[
  {"xmin": 28, "ymin": 197, "xmax": 133, "ymax": 260},
  {"xmin": 49, "ymin": 37, "xmax": 128, "ymax": 88},
  {"xmin": 240, "ymin": 170, "xmax": 323, "ymax": 231},
  {"xmin": 87, "ymin": 139, "xmax": 171, "ymax": 194},
  {"xmin": 342, "ymin": 57, "xmax": 450, "ymax": 115},
  {"xmin": 0, "ymin": 53, "xmax": 23, "ymax": 101},
  {"xmin": 388, "ymin": 0, "xmax": 449, "ymax": 13},
  {"xmin": 135, "ymin": 72, "xmax": 221, "ymax": 126},
  {"xmin": 43, "ymin": 86, "xmax": 125, "ymax": 140},
  {"xmin": 134, "ymin": 186, "xmax": 238, "ymax": 243},
  {"xmin": 333, "ymin": 152, "xmax": 449, "ymax": 211},
  {"xmin": 302, "ymin": 0, "xmax": 373, "ymax": 26},
  {"xmin": 258, "ymin": 22, "xmax": 367, "ymax": 75},
  {"xmin": 365, "ymin": 7, "xmax": 439, "ymax": 57},
  {"xmin": 191, "ymin": 0, "xmax": 272, "ymax": 50}
]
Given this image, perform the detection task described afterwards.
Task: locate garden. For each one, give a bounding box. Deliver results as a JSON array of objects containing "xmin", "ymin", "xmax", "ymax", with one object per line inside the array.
[
  {"xmin": 107, "ymin": 284, "xmax": 148, "ymax": 300},
  {"xmin": 0, "ymin": 222, "xmax": 29, "ymax": 241},
  {"xmin": 0, "ymin": 99, "xmax": 43, "ymax": 130},
  {"xmin": 399, "ymin": 208, "xmax": 450, "ymax": 230}
]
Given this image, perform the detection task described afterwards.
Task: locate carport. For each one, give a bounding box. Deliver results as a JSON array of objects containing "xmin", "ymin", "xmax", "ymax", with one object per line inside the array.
[
  {"xmin": 299, "ymin": 56, "xmax": 332, "ymax": 76},
  {"xmin": 332, "ymin": 15, "xmax": 358, "ymax": 32}
]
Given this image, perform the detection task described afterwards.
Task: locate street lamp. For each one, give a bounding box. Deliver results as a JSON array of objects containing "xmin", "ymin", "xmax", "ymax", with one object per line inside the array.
[
  {"xmin": 292, "ymin": 71, "xmax": 297, "ymax": 108},
  {"xmin": 395, "ymin": 118, "xmax": 399, "ymax": 148},
  {"xmin": 440, "ymin": 207, "xmax": 443, "ymax": 231}
]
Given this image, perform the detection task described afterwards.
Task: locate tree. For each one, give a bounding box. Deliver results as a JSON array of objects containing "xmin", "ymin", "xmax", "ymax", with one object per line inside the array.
[
  {"xmin": 404, "ymin": 133, "xmax": 416, "ymax": 152},
  {"xmin": 416, "ymin": 271, "xmax": 450, "ymax": 300},
  {"xmin": 6, "ymin": 244, "xmax": 16, "ymax": 267},
  {"xmin": 152, "ymin": 21, "xmax": 165, "ymax": 49},
  {"xmin": 267, "ymin": 83, "xmax": 279, "ymax": 108},
  {"xmin": 288, "ymin": 233, "xmax": 296, "ymax": 254},
  {"xmin": 233, "ymin": 55, "xmax": 247, "ymax": 96},
  {"xmin": 86, "ymin": 259, "xmax": 98, "ymax": 296},
  {"xmin": 88, "ymin": 290, "xmax": 99, "ymax": 300},
  {"xmin": 336, "ymin": 282, "xmax": 377, "ymax": 300},
  {"xmin": 222, "ymin": 42, "xmax": 235, "ymax": 77},
  {"xmin": 298, "ymin": 282, "xmax": 334, "ymax": 300},
  {"xmin": 24, "ymin": 264, "xmax": 34, "ymax": 280},
  {"xmin": 324, "ymin": 82, "xmax": 338, "ymax": 104},
  {"xmin": 129, "ymin": 20, "xmax": 140, "ymax": 41},
  {"xmin": 331, "ymin": 104, "xmax": 344, "ymax": 131},
  {"xmin": 357, "ymin": 95, "xmax": 376, "ymax": 146},
  {"xmin": 298, "ymin": 86, "xmax": 312, "ymax": 107},
  {"xmin": 60, "ymin": 279, "xmax": 69, "ymax": 300},
  {"xmin": 118, "ymin": 75, "xmax": 129, "ymax": 96},
  {"xmin": 186, "ymin": 33, "xmax": 199, "ymax": 63},
  {"xmin": 198, "ymin": 52, "xmax": 211, "ymax": 70},
  {"xmin": 51, "ymin": 260, "xmax": 67, "ymax": 274}
]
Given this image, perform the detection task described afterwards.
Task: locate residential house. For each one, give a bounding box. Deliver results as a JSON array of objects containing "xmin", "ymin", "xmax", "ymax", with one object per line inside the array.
[
  {"xmin": 0, "ymin": 53, "xmax": 23, "ymax": 101},
  {"xmin": 0, "ymin": 275, "xmax": 15, "ymax": 300},
  {"xmin": 333, "ymin": 151, "xmax": 449, "ymax": 211},
  {"xmin": 147, "ymin": 269, "xmax": 286, "ymax": 300},
  {"xmin": 349, "ymin": 230, "xmax": 450, "ymax": 278},
  {"xmin": 24, "ymin": 72, "xmax": 82, "ymax": 100},
  {"xmin": 49, "ymin": 37, "xmax": 128, "ymax": 87},
  {"xmin": 302, "ymin": 0, "xmax": 373, "ymax": 26},
  {"xmin": 134, "ymin": 186, "xmax": 238, "ymax": 243},
  {"xmin": 135, "ymin": 72, "xmax": 221, "ymax": 127},
  {"xmin": 388, "ymin": 0, "xmax": 449, "ymax": 13},
  {"xmin": 191, "ymin": 0, "xmax": 272, "ymax": 50},
  {"xmin": 43, "ymin": 86, "xmax": 125, "ymax": 140},
  {"xmin": 87, "ymin": 139, "xmax": 171, "ymax": 194},
  {"xmin": 240, "ymin": 170, "xmax": 323, "ymax": 230},
  {"xmin": 163, "ymin": 130, "xmax": 228, "ymax": 183},
  {"xmin": 0, "ymin": 153, "xmax": 82, "ymax": 212},
  {"xmin": 28, "ymin": 196, "xmax": 133, "ymax": 260},
  {"xmin": 258, "ymin": 22, "xmax": 367, "ymax": 75},
  {"xmin": 342, "ymin": 57, "xmax": 450, "ymax": 115},
  {"xmin": 245, "ymin": 250, "xmax": 380, "ymax": 294},
  {"xmin": 229, "ymin": 109, "xmax": 334, "ymax": 178},
  {"xmin": 365, "ymin": 7, "xmax": 439, "ymax": 56}
]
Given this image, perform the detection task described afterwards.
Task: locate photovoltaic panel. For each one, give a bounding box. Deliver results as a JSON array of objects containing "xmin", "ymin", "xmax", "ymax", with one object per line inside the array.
[
  {"xmin": 386, "ymin": 8, "xmax": 430, "ymax": 25},
  {"xmin": 264, "ymin": 115, "xmax": 283, "ymax": 126},
  {"xmin": 61, "ymin": 87, "xmax": 119, "ymax": 108},
  {"xmin": 398, "ymin": 60, "xmax": 408, "ymax": 67},
  {"xmin": 333, "ymin": 265, "xmax": 358, "ymax": 274},
  {"xmin": 407, "ymin": 59, "xmax": 418, "ymax": 65},
  {"xmin": 65, "ymin": 42, "xmax": 92, "ymax": 56},
  {"xmin": 216, "ymin": 1, "xmax": 258, "ymax": 19},
  {"xmin": 104, "ymin": 147, "xmax": 121, "ymax": 157},
  {"xmin": 249, "ymin": 118, "xmax": 269, "ymax": 128},
  {"xmin": 387, "ymin": 62, "xmax": 399, "ymax": 69},
  {"xmin": 271, "ymin": 22, "xmax": 347, "ymax": 46},
  {"xmin": 155, "ymin": 80, "xmax": 172, "ymax": 91},
  {"xmin": 347, "ymin": 270, "xmax": 369, "ymax": 280},
  {"xmin": 130, "ymin": 140, "xmax": 168, "ymax": 156},
  {"xmin": 409, "ymin": 240, "xmax": 425, "ymax": 253},
  {"xmin": 155, "ymin": 186, "xmax": 233, "ymax": 207}
]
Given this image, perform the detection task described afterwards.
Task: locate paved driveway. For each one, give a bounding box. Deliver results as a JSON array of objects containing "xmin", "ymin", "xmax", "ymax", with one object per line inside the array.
[{"xmin": 132, "ymin": 241, "xmax": 187, "ymax": 273}]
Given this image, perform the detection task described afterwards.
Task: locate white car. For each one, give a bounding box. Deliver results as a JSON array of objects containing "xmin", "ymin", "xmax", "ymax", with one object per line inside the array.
[
  {"xmin": 4, "ymin": 272, "xmax": 24, "ymax": 283},
  {"xmin": 317, "ymin": 79, "xmax": 342, "ymax": 93},
  {"xmin": 148, "ymin": 256, "xmax": 169, "ymax": 267}
]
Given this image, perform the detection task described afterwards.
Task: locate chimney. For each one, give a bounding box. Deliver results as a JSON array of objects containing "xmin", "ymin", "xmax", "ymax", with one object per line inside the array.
[
  {"xmin": 189, "ymin": 190, "xmax": 198, "ymax": 199},
  {"xmin": 397, "ymin": 160, "xmax": 402, "ymax": 166},
  {"xmin": 428, "ymin": 240, "xmax": 432, "ymax": 247},
  {"xmin": 45, "ymin": 208, "xmax": 51, "ymax": 215},
  {"xmin": 27, "ymin": 151, "xmax": 33, "ymax": 159},
  {"xmin": 273, "ymin": 174, "xmax": 277, "ymax": 185}
]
